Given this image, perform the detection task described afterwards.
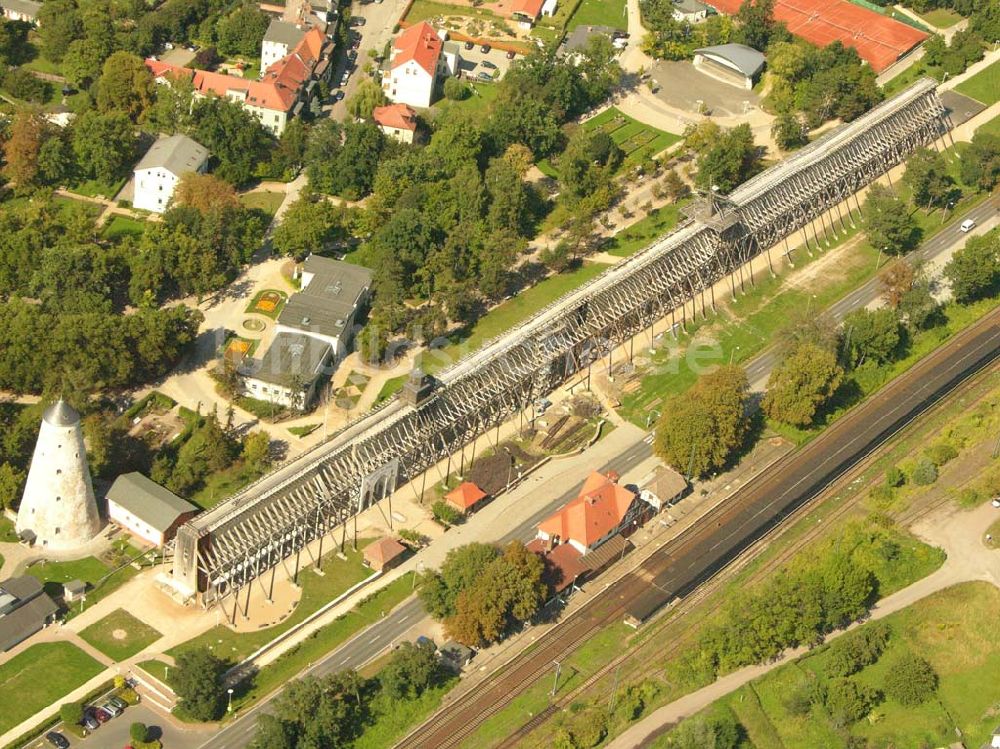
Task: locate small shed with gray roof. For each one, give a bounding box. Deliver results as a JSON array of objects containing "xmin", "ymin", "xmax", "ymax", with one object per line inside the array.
[
  {"xmin": 106, "ymin": 472, "xmax": 199, "ymax": 546},
  {"xmin": 693, "ymin": 43, "xmax": 766, "ymax": 90},
  {"xmin": 0, "ymin": 575, "xmax": 58, "ymax": 652}
]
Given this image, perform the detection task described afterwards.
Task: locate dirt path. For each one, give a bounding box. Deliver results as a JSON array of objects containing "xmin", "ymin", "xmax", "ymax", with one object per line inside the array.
[{"xmin": 606, "ymin": 501, "xmax": 1000, "ymax": 748}]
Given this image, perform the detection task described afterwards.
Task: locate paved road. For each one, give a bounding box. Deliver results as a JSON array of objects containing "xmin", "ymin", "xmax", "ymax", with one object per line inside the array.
[
  {"xmin": 744, "ymin": 194, "xmax": 1000, "ymax": 388},
  {"xmin": 201, "ymin": 196, "xmax": 995, "ymax": 748}
]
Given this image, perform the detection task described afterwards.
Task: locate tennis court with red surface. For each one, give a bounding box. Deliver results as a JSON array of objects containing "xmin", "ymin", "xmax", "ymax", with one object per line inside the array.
[{"xmin": 705, "ymin": 0, "xmax": 927, "ymax": 72}]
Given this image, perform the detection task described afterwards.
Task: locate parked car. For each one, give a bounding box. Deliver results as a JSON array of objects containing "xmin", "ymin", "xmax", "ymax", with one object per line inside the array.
[
  {"xmin": 103, "ymin": 701, "xmax": 124, "ymax": 718},
  {"xmin": 481, "ymin": 60, "xmax": 497, "ymax": 69},
  {"xmin": 107, "ymin": 696, "xmax": 128, "ymax": 711},
  {"xmin": 506, "ymin": 49, "xmax": 516, "ymax": 59},
  {"xmin": 341, "ymin": 72, "xmax": 350, "ymax": 86},
  {"xmin": 45, "ymin": 732, "xmax": 70, "ymax": 749},
  {"xmin": 480, "ymin": 43, "xmax": 491, "ymax": 53},
  {"xmin": 992, "ymin": 497, "xmax": 1000, "ymax": 508},
  {"xmin": 464, "ymin": 40, "xmax": 474, "ymax": 50},
  {"xmin": 94, "ymin": 707, "xmax": 112, "ymax": 723},
  {"xmin": 333, "ymin": 89, "xmax": 345, "ymax": 102},
  {"xmin": 349, "ymin": 15, "xmax": 366, "ymax": 26},
  {"xmin": 960, "ymin": 218, "xmax": 976, "ymax": 232},
  {"xmin": 347, "ymin": 49, "xmax": 358, "ymax": 61},
  {"xmin": 81, "ymin": 708, "xmax": 100, "ymax": 731},
  {"xmin": 477, "ymin": 71, "xmax": 493, "ymax": 81}
]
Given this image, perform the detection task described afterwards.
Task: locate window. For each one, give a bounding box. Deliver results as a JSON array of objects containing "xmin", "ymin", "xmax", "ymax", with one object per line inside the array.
[
  {"xmin": 56, "ymin": 469, "xmax": 61, "ymax": 475},
  {"xmin": 56, "ymin": 496, "xmax": 61, "ymax": 502},
  {"xmin": 54, "ymin": 527, "xmax": 60, "ymax": 534}
]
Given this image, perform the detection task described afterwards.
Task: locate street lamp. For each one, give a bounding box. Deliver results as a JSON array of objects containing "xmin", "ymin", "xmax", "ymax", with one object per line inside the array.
[
  {"xmin": 875, "ymin": 247, "xmax": 886, "ymax": 272},
  {"xmin": 805, "ymin": 294, "xmax": 817, "ymax": 315},
  {"xmin": 503, "ymin": 446, "xmax": 515, "ymax": 492},
  {"xmin": 729, "ymin": 345, "xmax": 740, "ymax": 366},
  {"xmin": 227, "ymin": 687, "xmax": 234, "ymax": 713}
]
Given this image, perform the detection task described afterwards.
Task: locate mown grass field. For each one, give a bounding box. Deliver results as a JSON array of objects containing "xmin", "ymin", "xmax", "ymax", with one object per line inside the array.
[
  {"xmin": 918, "ymin": 6, "xmax": 963, "ymax": 28},
  {"xmin": 0, "ymin": 643, "xmax": 104, "ymax": 734},
  {"xmin": 955, "ymin": 59, "xmax": 1000, "ymax": 106},
  {"xmin": 101, "ymin": 215, "xmax": 147, "ymax": 241},
  {"xmin": 700, "ymin": 583, "xmax": 1000, "ymax": 749},
  {"xmin": 25, "ymin": 547, "xmax": 141, "ymax": 619},
  {"xmin": 239, "ymin": 190, "xmax": 285, "ymax": 218},
  {"xmin": 79, "ymin": 608, "xmax": 162, "ymax": 662},
  {"xmin": 567, "ymin": 0, "xmax": 626, "ymax": 29}
]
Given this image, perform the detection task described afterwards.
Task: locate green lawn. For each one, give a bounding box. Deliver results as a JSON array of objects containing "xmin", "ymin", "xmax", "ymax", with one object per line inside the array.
[
  {"xmin": 405, "ymin": 0, "xmax": 499, "ymax": 23},
  {"xmin": 101, "ymin": 215, "xmax": 147, "ymax": 241},
  {"xmin": 79, "ymin": 609, "xmax": 163, "ymax": 662},
  {"xmin": 374, "ymin": 375, "xmax": 408, "ymax": 405},
  {"xmin": 433, "ymin": 80, "xmax": 500, "ymax": 122},
  {"xmin": 955, "ymin": 59, "xmax": 1000, "ymax": 106},
  {"xmin": 567, "ymin": 0, "xmax": 626, "ymax": 30},
  {"xmin": 0, "ymin": 642, "xmax": 105, "ymax": 734},
  {"xmin": 979, "ymin": 111, "xmax": 1000, "ymax": 137},
  {"xmin": 68, "ymin": 177, "xmax": 127, "ymax": 199},
  {"xmin": 603, "ymin": 200, "xmax": 687, "ymax": 257},
  {"xmin": 710, "ymin": 583, "xmax": 1000, "ymax": 749},
  {"xmin": 917, "ymin": 6, "xmax": 963, "ymax": 27},
  {"xmin": 168, "ymin": 543, "xmax": 375, "ymax": 666},
  {"xmin": 420, "ymin": 262, "xmax": 607, "ymax": 374},
  {"xmin": 583, "ymin": 107, "xmax": 682, "ymax": 164},
  {"xmin": 288, "ymin": 423, "xmax": 321, "ymax": 437},
  {"xmin": 137, "ymin": 658, "xmax": 172, "ymax": 685},
  {"xmin": 25, "ymin": 547, "xmax": 141, "ymax": 619},
  {"xmin": 0, "ymin": 513, "xmax": 18, "ymax": 543},
  {"xmin": 239, "ymin": 190, "xmax": 285, "ymax": 218}
]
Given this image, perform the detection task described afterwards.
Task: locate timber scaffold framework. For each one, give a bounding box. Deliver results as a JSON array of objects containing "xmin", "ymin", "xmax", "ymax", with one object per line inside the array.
[{"xmin": 171, "ymin": 78, "xmax": 951, "ymax": 619}]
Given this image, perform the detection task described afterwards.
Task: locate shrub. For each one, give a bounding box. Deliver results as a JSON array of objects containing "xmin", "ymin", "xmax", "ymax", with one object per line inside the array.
[
  {"xmin": 567, "ymin": 709, "xmax": 608, "ymax": 748},
  {"xmin": 443, "ymin": 77, "xmax": 469, "ymax": 100},
  {"xmin": 825, "ymin": 678, "xmax": 879, "ymax": 726},
  {"xmin": 783, "ymin": 678, "xmax": 824, "ymax": 716},
  {"xmin": 59, "ymin": 702, "xmax": 83, "ymax": 726},
  {"xmin": 432, "ymin": 500, "xmax": 462, "ymax": 526},
  {"xmin": 884, "ymin": 466, "xmax": 905, "ymax": 488},
  {"xmin": 826, "ymin": 621, "xmax": 891, "ymax": 677},
  {"xmin": 910, "ymin": 458, "xmax": 938, "ymax": 486},
  {"xmin": 883, "ymin": 652, "xmax": 937, "ymax": 706},
  {"xmin": 924, "ymin": 442, "xmax": 958, "ymax": 467},
  {"xmin": 868, "ymin": 485, "xmax": 894, "ymax": 507}
]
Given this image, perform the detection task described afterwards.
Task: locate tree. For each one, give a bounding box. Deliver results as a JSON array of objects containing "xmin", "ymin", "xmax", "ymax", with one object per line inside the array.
[
  {"xmin": 346, "ymin": 79, "xmax": 388, "ymax": 120},
  {"xmin": 72, "ymin": 110, "xmax": 137, "ymax": 184},
  {"xmin": 862, "ymin": 183, "xmax": 919, "ymax": 255},
  {"xmin": 958, "ymin": 132, "xmax": 1000, "ymax": 191},
  {"xmin": 62, "ymin": 36, "xmax": 110, "ymax": 89},
  {"xmin": 216, "ymin": 5, "xmax": 269, "ymax": 57},
  {"xmin": 172, "ymin": 647, "xmax": 227, "ymax": 721},
  {"xmin": 733, "ymin": 0, "xmax": 787, "ymax": 51},
  {"xmin": 763, "ymin": 342, "xmax": 843, "ymax": 427},
  {"xmin": 653, "ymin": 365, "xmax": 749, "ymax": 478},
  {"xmin": 419, "ymin": 542, "xmax": 499, "ymax": 619},
  {"xmin": 945, "ymin": 230, "xmax": 999, "ymax": 304},
  {"xmin": 0, "ymin": 17, "xmax": 31, "ymax": 68},
  {"xmin": 0, "ymin": 462, "xmax": 24, "ymax": 510},
  {"xmin": 443, "ymin": 76, "xmax": 469, "ymax": 100},
  {"xmin": 378, "ymin": 640, "xmax": 442, "ymax": 700},
  {"xmin": 842, "ymin": 307, "xmax": 901, "ymax": 368},
  {"xmin": 883, "ymin": 652, "xmax": 937, "ymax": 706},
  {"xmin": 241, "ymin": 430, "xmax": 271, "ymax": 472},
  {"xmin": 878, "ymin": 258, "xmax": 915, "ymax": 308},
  {"xmin": 665, "ymin": 713, "xmax": 743, "ymax": 749},
  {"xmin": 59, "ymin": 702, "xmax": 84, "ymax": 727},
  {"xmin": 826, "ymin": 621, "xmax": 891, "ymax": 677},
  {"xmin": 431, "ymin": 500, "xmax": 462, "ymax": 526},
  {"xmin": 2, "ymin": 68, "xmax": 51, "ymax": 103},
  {"xmin": 172, "ymin": 173, "xmax": 239, "ymax": 214},
  {"xmin": 271, "ymin": 196, "xmax": 345, "ymax": 258},
  {"xmin": 771, "ymin": 111, "xmax": 806, "ymax": 150},
  {"xmin": 902, "ymin": 147, "xmax": 954, "ymax": 210},
  {"xmin": 2, "ymin": 111, "xmax": 46, "ymax": 188},
  {"xmin": 130, "ymin": 722, "xmax": 149, "ymax": 743},
  {"xmin": 693, "ymin": 123, "xmax": 759, "ymax": 193},
  {"xmin": 37, "ymin": 0, "xmax": 82, "ymax": 63},
  {"xmin": 97, "ymin": 51, "xmax": 155, "ymax": 122},
  {"xmin": 192, "ymin": 97, "xmax": 272, "ymax": 187}
]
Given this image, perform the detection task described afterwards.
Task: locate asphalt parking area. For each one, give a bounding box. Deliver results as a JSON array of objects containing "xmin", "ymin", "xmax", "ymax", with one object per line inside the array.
[
  {"xmin": 457, "ymin": 44, "xmax": 517, "ymax": 82},
  {"xmin": 649, "ymin": 60, "xmax": 760, "ymax": 118}
]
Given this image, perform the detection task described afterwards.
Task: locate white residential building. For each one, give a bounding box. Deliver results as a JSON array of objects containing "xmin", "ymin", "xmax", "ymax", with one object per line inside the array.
[
  {"xmin": 372, "ymin": 103, "xmax": 418, "ymax": 144},
  {"xmin": 261, "ymin": 20, "xmax": 307, "ymax": 72},
  {"xmin": 133, "ymin": 134, "xmax": 209, "ymax": 214},
  {"xmin": 383, "ymin": 22, "xmax": 459, "ymax": 109}
]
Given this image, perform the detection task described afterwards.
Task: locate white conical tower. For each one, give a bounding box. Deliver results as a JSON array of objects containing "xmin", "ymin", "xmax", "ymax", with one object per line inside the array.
[{"xmin": 16, "ymin": 399, "xmax": 102, "ymax": 550}]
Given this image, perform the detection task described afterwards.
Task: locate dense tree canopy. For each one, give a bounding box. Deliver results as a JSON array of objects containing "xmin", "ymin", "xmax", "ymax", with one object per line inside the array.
[
  {"xmin": 863, "ymin": 183, "xmax": 920, "ymax": 256},
  {"xmin": 883, "ymin": 652, "xmax": 937, "ymax": 706},
  {"xmin": 653, "ymin": 365, "xmax": 749, "ymax": 478},
  {"xmin": 944, "ymin": 229, "xmax": 999, "ymax": 304},
  {"xmin": 173, "ymin": 648, "xmax": 227, "ymax": 721},
  {"xmin": 763, "ymin": 342, "xmax": 843, "ymax": 427},
  {"xmin": 842, "ymin": 308, "xmax": 901, "ymax": 368}
]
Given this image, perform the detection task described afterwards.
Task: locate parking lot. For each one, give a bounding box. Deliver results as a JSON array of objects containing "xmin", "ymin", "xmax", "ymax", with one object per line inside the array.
[
  {"xmin": 26, "ymin": 702, "xmax": 207, "ymax": 749},
  {"xmin": 456, "ymin": 43, "xmax": 517, "ymax": 82}
]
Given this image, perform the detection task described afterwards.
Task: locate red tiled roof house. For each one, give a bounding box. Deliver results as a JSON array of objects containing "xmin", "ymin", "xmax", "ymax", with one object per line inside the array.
[
  {"xmin": 364, "ymin": 537, "xmax": 408, "ymax": 572},
  {"xmin": 536, "ymin": 471, "xmax": 654, "ymax": 555},
  {"xmin": 372, "ymin": 103, "xmax": 419, "ymax": 144},
  {"xmin": 383, "ymin": 22, "xmax": 461, "ymax": 109},
  {"xmin": 445, "ymin": 481, "xmax": 489, "ymax": 515}
]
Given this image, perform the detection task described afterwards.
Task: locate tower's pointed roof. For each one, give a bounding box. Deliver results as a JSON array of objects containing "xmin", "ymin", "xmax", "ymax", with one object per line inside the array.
[{"xmin": 42, "ymin": 399, "xmax": 80, "ymax": 427}]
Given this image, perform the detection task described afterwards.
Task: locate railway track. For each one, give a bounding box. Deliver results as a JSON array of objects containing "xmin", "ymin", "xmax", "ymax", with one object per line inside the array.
[{"xmin": 396, "ymin": 305, "xmax": 1000, "ymax": 749}]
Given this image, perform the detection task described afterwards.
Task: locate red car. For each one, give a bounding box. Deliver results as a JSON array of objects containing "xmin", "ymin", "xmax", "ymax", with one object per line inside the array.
[{"xmin": 94, "ymin": 707, "xmax": 112, "ymax": 724}]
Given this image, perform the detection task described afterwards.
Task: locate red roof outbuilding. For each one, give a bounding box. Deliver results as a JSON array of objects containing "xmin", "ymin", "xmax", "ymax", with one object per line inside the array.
[
  {"xmin": 511, "ymin": 0, "xmax": 545, "ymax": 20},
  {"xmin": 392, "ymin": 21, "xmax": 443, "ymax": 76},
  {"xmin": 373, "ymin": 103, "xmax": 419, "ymax": 131},
  {"xmin": 445, "ymin": 481, "xmax": 488, "ymax": 513}
]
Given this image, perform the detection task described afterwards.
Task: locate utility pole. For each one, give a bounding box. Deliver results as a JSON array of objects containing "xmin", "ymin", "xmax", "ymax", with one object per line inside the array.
[
  {"xmin": 550, "ymin": 660, "xmax": 562, "ymax": 697},
  {"xmin": 608, "ymin": 665, "xmax": 622, "ymax": 713}
]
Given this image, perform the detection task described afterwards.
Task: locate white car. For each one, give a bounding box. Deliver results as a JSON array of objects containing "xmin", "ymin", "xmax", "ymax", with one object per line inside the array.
[
  {"xmin": 960, "ymin": 218, "xmax": 976, "ymax": 232},
  {"xmin": 991, "ymin": 497, "xmax": 1000, "ymax": 508}
]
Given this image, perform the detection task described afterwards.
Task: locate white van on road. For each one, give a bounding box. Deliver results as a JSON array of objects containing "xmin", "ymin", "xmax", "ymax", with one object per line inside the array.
[{"xmin": 960, "ymin": 218, "xmax": 976, "ymax": 232}]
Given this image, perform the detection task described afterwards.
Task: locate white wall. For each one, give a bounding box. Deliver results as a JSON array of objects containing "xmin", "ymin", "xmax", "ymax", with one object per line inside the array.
[
  {"xmin": 385, "ymin": 61, "xmax": 435, "ymax": 108},
  {"xmin": 261, "ymin": 40, "xmax": 289, "ymax": 72},
  {"xmin": 134, "ymin": 167, "xmax": 180, "ymax": 213},
  {"xmin": 108, "ymin": 500, "xmax": 165, "ymax": 547},
  {"xmin": 379, "ymin": 124, "xmax": 415, "ymax": 144}
]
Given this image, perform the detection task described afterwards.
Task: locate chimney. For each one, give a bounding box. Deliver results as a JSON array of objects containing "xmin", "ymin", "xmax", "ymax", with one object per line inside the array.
[{"xmin": 606, "ymin": 470, "xmax": 620, "ymax": 484}]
